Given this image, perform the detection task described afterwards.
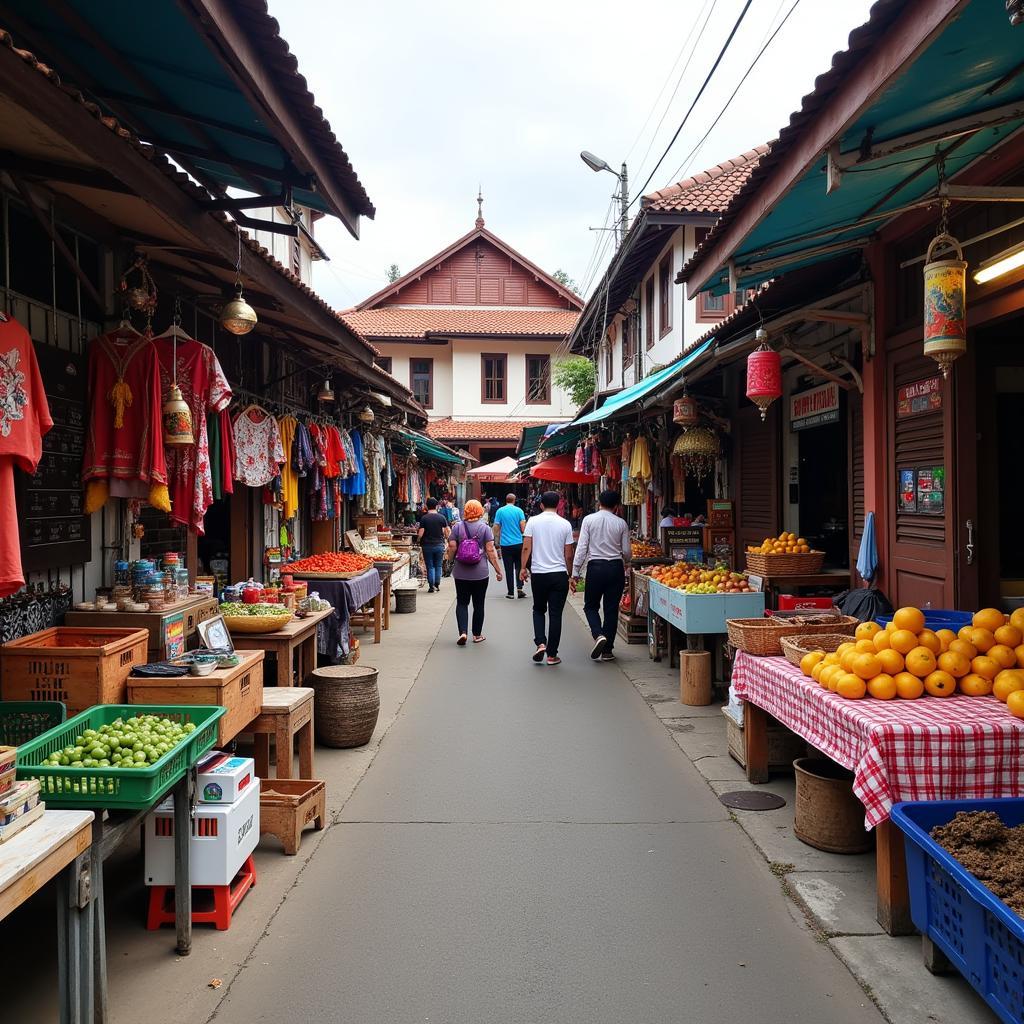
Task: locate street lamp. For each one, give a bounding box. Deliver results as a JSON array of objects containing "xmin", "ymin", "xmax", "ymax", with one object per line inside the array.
[{"xmin": 580, "ymin": 151, "xmax": 629, "ymax": 247}]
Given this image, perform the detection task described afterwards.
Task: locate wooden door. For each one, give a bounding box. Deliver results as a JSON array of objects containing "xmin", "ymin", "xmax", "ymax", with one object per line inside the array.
[
  {"xmin": 734, "ymin": 403, "xmax": 781, "ymax": 555},
  {"xmin": 847, "ymin": 390, "xmax": 865, "ymax": 583},
  {"xmin": 885, "ymin": 336, "xmax": 955, "ymax": 608}
]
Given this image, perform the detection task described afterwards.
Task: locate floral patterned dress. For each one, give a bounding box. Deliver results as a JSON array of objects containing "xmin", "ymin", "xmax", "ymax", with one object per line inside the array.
[{"xmin": 232, "ymin": 407, "xmax": 285, "ymax": 488}]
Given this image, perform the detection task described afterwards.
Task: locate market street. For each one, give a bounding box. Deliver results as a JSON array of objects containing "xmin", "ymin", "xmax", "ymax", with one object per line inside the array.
[{"xmin": 212, "ymin": 590, "xmax": 881, "ymax": 1024}]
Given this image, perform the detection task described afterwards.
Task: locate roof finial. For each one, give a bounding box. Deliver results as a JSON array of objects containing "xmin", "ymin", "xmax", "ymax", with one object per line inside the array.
[{"xmin": 475, "ymin": 186, "xmax": 485, "ymax": 229}]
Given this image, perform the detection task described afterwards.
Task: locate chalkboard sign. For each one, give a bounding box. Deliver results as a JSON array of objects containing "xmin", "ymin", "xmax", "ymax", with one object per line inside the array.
[
  {"xmin": 662, "ymin": 526, "xmax": 704, "ymax": 563},
  {"xmin": 17, "ymin": 343, "xmax": 91, "ymax": 571}
]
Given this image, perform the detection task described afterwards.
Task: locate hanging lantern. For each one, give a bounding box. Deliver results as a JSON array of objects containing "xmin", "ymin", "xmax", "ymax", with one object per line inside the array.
[
  {"xmin": 672, "ymin": 391, "xmax": 700, "ymax": 426},
  {"xmin": 219, "ymin": 280, "xmax": 258, "ymax": 336},
  {"xmin": 357, "ymin": 404, "xmax": 375, "ymax": 424},
  {"xmin": 162, "ymin": 384, "xmax": 194, "ymax": 446},
  {"xmin": 317, "ymin": 379, "xmax": 335, "ymax": 403},
  {"xmin": 923, "ymin": 232, "xmax": 967, "ymax": 378},
  {"xmin": 745, "ymin": 328, "xmax": 781, "ymax": 422},
  {"xmin": 672, "ymin": 426, "xmax": 719, "ymax": 483}
]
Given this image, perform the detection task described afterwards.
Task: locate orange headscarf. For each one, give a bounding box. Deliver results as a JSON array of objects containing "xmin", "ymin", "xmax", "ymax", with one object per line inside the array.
[{"xmin": 463, "ymin": 499, "xmax": 485, "ymax": 522}]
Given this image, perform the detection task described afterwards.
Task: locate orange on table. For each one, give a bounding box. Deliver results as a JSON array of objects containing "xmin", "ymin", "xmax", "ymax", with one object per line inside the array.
[
  {"xmin": 889, "ymin": 629, "xmax": 919, "ymax": 655},
  {"xmin": 924, "ymin": 670, "xmax": 957, "ymax": 697},
  {"xmin": 852, "ymin": 652, "xmax": 882, "ymax": 680},
  {"xmin": 916, "ymin": 629, "xmax": 942, "ymax": 655},
  {"xmin": 993, "ymin": 669, "xmax": 1024, "ymax": 702},
  {"xmin": 854, "ymin": 639, "xmax": 877, "ymax": 655},
  {"xmin": 893, "ymin": 607, "xmax": 926, "ymax": 633},
  {"xmin": 836, "ymin": 674, "xmax": 867, "ymax": 699},
  {"xmin": 840, "ymin": 647, "xmax": 860, "ymax": 672},
  {"xmin": 949, "ymin": 638, "xmax": 978, "ymax": 661},
  {"xmin": 856, "ymin": 621, "xmax": 882, "ymax": 641},
  {"xmin": 958, "ymin": 625, "xmax": 976, "ymax": 643},
  {"xmin": 1015, "ymin": 644, "xmax": 1024, "ymax": 668},
  {"xmin": 1010, "ymin": 607, "xmax": 1024, "ymax": 634},
  {"xmin": 994, "ymin": 624, "xmax": 1023, "ymax": 649},
  {"xmin": 812, "ymin": 661, "xmax": 826, "ymax": 683},
  {"xmin": 969, "ymin": 627, "xmax": 996, "ymax": 653},
  {"xmin": 905, "ymin": 646, "xmax": 937, "ymax": 678},
  {"xmin": 876, "ymin": 648, "xmax": 905, "ymax": 676},
  {"xmin": 936, "ymin": 650, "xmax": 971, "ymax": 678},
  {"xmin": 836, "ymin": 641, "xmax": 855, "ymax": 658},
  {"xmin": 873, "ymin": 629, "xmax": 892, "ymax": 652},
  {"xmin": 959, "ymin": 673, "xmax": 993, "ymax": 697},
  {"xmin": 894, "ymin": 672, "xmax": 925, "ymax": 699},
  {"xmin": 827, "ymin": 668, "xmax": 845, "ymax": 692},
  {"xmin": 801, "ymin": 651, "xmax": 825, "ymax": 677},
  {"xmin": 934, "ymin": 628, "xmax": 957, "ymax": 652},
  {"xmin": 819, "ymin": 664, "xmax": 841, "ymax": 690},
  {"xmin": 867, "ymin": 674, "xmax": 897, "ymax": 700},
  {"xmin": 972, "ymin": 607, "xmax": 1007, "ymax": 633},
  {"xmin": 988, "ymin": 644, "xmax": 1017, "ymax": 670},
  {"xmin": 1007, "ymin": 689, "xmax": 1024, "ymax": 719}
]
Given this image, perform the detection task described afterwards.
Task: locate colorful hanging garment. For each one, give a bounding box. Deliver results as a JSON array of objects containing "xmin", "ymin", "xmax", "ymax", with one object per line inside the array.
[
  {"xmin": 278, "ymin": 415, "xmax": 299, "ymax": 519},
  {"xmin": 339, "ymin": 429, "xmax": 366, "ymax": 496},
  {"xmin": 233, "ymin": 407, "xmax": 285, "ymax": 488}
]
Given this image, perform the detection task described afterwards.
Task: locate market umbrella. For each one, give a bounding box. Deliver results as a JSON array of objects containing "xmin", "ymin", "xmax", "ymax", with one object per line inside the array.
[
  {"xmin": 856, "ymin": 510, "xmax": 879, "ymax": 582},
  {"xmin": 466, "ymin": 456, "xmax": 518, "ymax": 483},
  {"xmin": 530, "ymin": 454, "xmax": 596, "ymax": 484}
]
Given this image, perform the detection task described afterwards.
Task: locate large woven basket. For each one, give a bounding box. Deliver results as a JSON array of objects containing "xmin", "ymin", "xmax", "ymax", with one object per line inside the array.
[
  {"xmin": 726, "ymin": 615, "xmax": 858, "ymax": 656},
  {"xmin": 780, "ymin": 632, "xmax": 860, "ymax": 669},
  {"xmin": 744, "ymin": 551, "xmax": 826, "ymax": 576},
  {"xmin": 223, "ymin": 613, "xmax": 292, "ymax": 634},
  {"xmin": 310, "ymin": 664, "xmax": 380, "ymax": 747}
]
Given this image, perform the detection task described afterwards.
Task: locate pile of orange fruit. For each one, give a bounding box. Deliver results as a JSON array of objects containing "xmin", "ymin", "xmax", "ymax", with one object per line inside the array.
[
  {"xmin": 748, "ymin": 532, "xmax": 812, "ymax": 555},
  {"xmin": 798, "ymin": 606, "xmax": 1024, "ymax": 717}
]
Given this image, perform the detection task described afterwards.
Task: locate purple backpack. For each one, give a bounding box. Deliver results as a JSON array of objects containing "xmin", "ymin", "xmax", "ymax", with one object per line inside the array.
[{"xmin": 454, "ymin": 521, "xmax": 483, "ymax": 565}]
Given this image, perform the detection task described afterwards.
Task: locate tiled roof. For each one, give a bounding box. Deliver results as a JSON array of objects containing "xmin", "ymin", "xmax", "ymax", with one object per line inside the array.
[
  {"xmin": 425, "ymin": 418, "xmax": 554, "ymax": 442},
  {"xmin": 341, "ymin": 307, "xmax": 579, "ymax": 340},
  {"xmin": 642, "ymin": 145, "xmax": 770, "ymax": 214}
]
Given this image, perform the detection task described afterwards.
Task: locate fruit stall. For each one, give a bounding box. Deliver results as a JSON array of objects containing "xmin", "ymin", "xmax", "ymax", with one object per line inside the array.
[{"xmin": 728, "ymin": 604, "xmax": 1024, "ymax": 940}]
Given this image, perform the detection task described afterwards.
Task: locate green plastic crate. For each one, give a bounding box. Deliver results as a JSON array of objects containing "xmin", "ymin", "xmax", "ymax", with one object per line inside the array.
[
  {"xmin": 0, "ymin": 701, "xmax": 66, "ymax": 746},
  {"xmin": 15, "ymin": 704, "xmax": 225, "ymax": 811}
]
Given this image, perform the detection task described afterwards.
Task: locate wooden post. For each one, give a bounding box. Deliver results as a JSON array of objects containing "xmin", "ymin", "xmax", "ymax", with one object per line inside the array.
[
  {"xmin": 173, "ymin": 772, "xmax": 193, "ymax": 956},
  {"xmin": 679, "ymin": 650, "xmax": 712, "ymax": 705},
  {"xmin": 875, "ymin": 818, "xmax": 915, "ymax": 935},
  {"xmin": 744, "ymin": 702, "xmax": 770, "ymax": 784}
]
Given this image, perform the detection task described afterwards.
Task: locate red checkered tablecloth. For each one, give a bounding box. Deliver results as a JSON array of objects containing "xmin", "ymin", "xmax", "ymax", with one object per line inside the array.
[{"xmin": 731, "ymin": 651, "xmax": 1024, "ymax": 828}]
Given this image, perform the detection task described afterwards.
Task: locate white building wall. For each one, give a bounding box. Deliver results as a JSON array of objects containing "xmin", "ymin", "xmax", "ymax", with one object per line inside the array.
[{"xmin": 372, "ymin": 341, "xmax": 454, "ymax": 417}]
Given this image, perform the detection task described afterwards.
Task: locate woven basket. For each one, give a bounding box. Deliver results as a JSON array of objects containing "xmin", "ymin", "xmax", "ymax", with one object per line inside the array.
[
  {"xmin": 726, "ymin": 615, "xmax": 858, "ymax": 656},
  {"xmin": 310, "ymin": 664, "xmax": 380, "ymax": 748},
  {"xmin": 780, "ymin": 632, "xmax": 859, "ymax": 669},
  {"xmin": 744, "ymin": 551, "xmax": 826, "ymax": 576},
  {"xmin": 223, "ymin": 613, "xmax": 292, "ymax": 634}
]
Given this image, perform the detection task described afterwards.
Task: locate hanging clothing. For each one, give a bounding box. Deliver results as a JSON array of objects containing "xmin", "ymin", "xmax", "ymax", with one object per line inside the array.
[
  {"xmin": 0, "ymin": 316, "xmax": 52, "ymax": 597},
  {"xmin": 154, "ymin": 335, "xmax": 231, "ymax": 533},
  {"xmin": 233, "ymin": 407, "xmax": 285, "ymax": 488},
  {"xmin": 293, "ymin": 421, "xmax": 316, "ymax": 478},
  {"xmin": 629, "ymin": 435, "xmax": 652, "ymax": 482},
  {"xmin": 81, "ymin": 331, "xmax": 168, "ymax": 513},
  {"xmin": 219, "ymin": 407, "xmax": 235, "ymax": 497},
  {"xmin": 340, "ymin": 429, "xmax": 366, "ymax": 496},
  {"xmin": 209, "ymin": 412, "xmax": 222, "ymax": 500},
  {"xmin": 278, "ymin": 415, "xmax": 299, "ymax": 519},
  {"xmin": 672, "ymin": 455, "xmax": 686, "ymax": 503}
]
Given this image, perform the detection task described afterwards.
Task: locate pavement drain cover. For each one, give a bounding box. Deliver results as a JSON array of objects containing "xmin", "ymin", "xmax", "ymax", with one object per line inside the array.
[{"xmin": 719, "ymin": 790, "xmax": 786, "ymax": 811}]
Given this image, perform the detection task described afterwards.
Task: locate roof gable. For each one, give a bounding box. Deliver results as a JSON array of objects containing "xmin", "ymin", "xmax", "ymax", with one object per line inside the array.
[
  {"xmin": 357, "ymin": 227, "xmax": 583, "ymax": 311},
  {"xmin": 642, "ymin": 145, "xmax": 769, "ymax": 215}
]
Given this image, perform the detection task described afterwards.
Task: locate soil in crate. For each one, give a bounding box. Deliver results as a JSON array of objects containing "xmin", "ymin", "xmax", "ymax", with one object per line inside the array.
[{"xmin": 931, "ymin": 811, "xmax": 1024, "ymax": 915}]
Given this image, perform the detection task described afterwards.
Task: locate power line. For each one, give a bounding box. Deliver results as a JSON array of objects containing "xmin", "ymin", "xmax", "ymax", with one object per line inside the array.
[
  {"xmin": 667, "ymin": 0, "xmax": 802, "ymax": 185},
  {"xmin": 630, "ymin": 0, "xmax": 756, "ymax": 207}
]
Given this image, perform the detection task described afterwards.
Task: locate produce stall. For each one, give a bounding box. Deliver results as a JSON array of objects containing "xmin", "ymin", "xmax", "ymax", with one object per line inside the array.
[{"xmin": 230, "ymin": 610, "xmax": 333, "ymax": 687}]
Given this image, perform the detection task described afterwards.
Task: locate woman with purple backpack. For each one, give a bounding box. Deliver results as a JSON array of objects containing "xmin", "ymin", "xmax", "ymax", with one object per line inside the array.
[{"xmin": 446, "ymin": 499, "xmax": 503, "ymax": 646}]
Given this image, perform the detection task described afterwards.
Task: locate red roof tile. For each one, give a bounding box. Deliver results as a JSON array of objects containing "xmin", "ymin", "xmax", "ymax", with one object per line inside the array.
[
  {"xmin": 341, "ymin": 307, "xmax": 579, "ymax": 340},
  {"xmin": 641, "ymin": 145, "xmax": 770, "ymax": 214},
  {"xmin": 425, "ymin": 418, "xmax": 554, "ymax": 442}
]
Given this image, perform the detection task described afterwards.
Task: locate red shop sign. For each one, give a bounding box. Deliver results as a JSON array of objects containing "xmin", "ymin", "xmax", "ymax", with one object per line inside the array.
[{"xmin": 896, "ymin": 376, "xmax": 943, "ymax": 419}]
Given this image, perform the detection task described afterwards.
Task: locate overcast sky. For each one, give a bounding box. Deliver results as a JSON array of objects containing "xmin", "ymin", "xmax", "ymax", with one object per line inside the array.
[{"xmin": 270, "ymin": 0, "xmax": 876, "ymax": 308}]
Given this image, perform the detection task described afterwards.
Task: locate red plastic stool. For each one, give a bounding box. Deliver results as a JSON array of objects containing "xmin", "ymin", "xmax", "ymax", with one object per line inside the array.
[{"xmin": 146, "ymin": 855, "xmax": 257, "ymax": 931}]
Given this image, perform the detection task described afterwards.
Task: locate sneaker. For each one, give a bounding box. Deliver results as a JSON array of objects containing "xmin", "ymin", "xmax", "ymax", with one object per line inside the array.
[
  {"xmin": 590, "ymin": 635, "xmax": 607, "ymax": 660},
  {"xmin": 517, "ymin": 590, "xmax": 527, "ymax": 599},
  {"xmin": 427, "ymin": 586, "xmax": 435, "ymax": 593},
  {"xmin": 505, "ymin": 594, "xmax": 515, "ymax": 600},
  {"xmin": 600, "ymin": 652, "xmax": 616, "ymax": 662},
  {"xmin": 532, "ymin": 645, "xmax": 546, "ymax": 663}
]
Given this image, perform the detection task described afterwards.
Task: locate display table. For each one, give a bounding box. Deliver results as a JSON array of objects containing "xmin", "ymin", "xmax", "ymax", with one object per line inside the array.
[
  {"xmin": 231, "ymin": 609, "xmax": 333, "ymax": 686},
  {"xmin": 377, "ymin": 554, "xmax": 410, "ymax": 631},
  {"xmin": 746, "ymin": 569, "xmax": 851, "ymax": 608},
  {"xmin": 731, "ymin": 651, "xmax": 1024, "ymax": 934},
  {"xmin": 247, "ymin": 686, "xmax": 314, "ymax": 780},
  {"xmin": 292, "ymin": 569, "xmax": 383, "ymax": 657},
  {"xmin": 0, "ymin": 809, "xmax": 94, "ymax": 1023}
]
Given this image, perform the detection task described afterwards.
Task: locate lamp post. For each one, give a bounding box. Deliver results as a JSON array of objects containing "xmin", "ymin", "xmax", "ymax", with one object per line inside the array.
[{"xmin": 581, "ymin": 151, "xmax": 629, "ymax": 247}]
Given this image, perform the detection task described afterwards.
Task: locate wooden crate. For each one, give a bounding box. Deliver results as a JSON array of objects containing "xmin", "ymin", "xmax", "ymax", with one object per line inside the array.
[
  {"xmin": 260, "ymin": 778, "xmax": 325, "ymax": 855},
  {"xmin": 127, "ymin": 650, "xmax": 264, "ymax": 746},
  {"xmin": 616, "ymin": 611, "xmax": 648, "ymax": 646},
  {"xmin": 723, "ymin": 706, "xmax": 808, "ymax": 771},
  {"xmin": 0, "ymin": 627, "xmax": 150, "ymax": 714}
]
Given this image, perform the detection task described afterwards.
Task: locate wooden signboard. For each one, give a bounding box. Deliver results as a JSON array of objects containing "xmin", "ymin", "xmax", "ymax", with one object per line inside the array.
[
  {"xmin": 662, "ymin": 526, "xmax": 704, "ymax": 563},
  {"xmin": 344, "ymin": 530, "xmax": 364, "ymax": 552}
]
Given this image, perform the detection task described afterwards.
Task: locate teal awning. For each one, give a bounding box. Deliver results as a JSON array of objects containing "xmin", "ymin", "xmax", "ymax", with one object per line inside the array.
[
  {"xmin": 399, "ymin": 431, "xmax": 464, "ymax": 465},
  {"xmin": 685, "ymin": 0, "xmax": 1024, "ymax": 296},
  {"xmin": 517, "ymin": 424, "xmax": 550, "ymax": 457},
  {"xmin": 573, "ymin": 338, "xmax": 714, "ymax": 426}
]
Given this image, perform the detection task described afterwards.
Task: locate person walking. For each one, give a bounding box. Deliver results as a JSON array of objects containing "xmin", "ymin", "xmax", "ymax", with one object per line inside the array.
[
  {"xmin": 447, "ymin": 499, "xmax": 503, "ymax": 646},
  {"xmin": 492, "ymin": 493, "xmax": 527, "ymax": 600},
  {"xmin": 417, "ymin": 497, "xmax": 450, "ymax": 594},
  {"xmin": 520, "ymin": 490, "xmax": 574, "ymax": 665},
  {"xmin": 571, "ymin": 489, "xmax": 632, "ymax": 662}
]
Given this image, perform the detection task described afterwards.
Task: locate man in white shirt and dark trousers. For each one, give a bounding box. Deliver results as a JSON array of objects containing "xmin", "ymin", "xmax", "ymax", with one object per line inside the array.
[
  {"xmin": 571, "ymin": 489, "xmax": 632, "ymax": 662},
  {"xmin": 520, "ymin": 491, "xmax": 575, "ymax": 666}
]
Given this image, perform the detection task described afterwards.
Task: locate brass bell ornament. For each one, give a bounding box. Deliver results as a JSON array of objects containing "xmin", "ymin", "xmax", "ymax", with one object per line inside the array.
[{"xmin": 219, "ymin": 280, "xmax": 257, "ymax": 336}]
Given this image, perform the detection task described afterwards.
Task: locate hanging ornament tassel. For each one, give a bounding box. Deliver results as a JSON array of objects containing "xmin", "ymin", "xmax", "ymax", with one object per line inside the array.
[{"xmin": 109, "ymin": 377, "xmax": 133, "ymax": 429}]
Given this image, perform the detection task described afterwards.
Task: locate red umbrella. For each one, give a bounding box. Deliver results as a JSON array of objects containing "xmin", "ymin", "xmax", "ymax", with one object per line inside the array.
[{"xmin": 530, "ymin": 454, "xmax": 596, "ymax": 484}]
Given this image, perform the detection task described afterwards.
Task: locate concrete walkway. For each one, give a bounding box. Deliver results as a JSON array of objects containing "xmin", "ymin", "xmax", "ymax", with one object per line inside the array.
[{"xmin": 212, "ymin": 587, "xmax": 881, "ymax": 1024}]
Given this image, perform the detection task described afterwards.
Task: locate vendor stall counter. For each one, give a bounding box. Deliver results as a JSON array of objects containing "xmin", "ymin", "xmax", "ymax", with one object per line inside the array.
[{"xmin": 230, "ymin": 609, "xmax": 332, "ymax": 687}]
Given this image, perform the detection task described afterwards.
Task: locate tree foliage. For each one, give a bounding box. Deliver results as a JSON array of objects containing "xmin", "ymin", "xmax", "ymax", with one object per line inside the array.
[
  {"xmin": 553, "ymin": 356, "xmax": 595, "ymax": 408},
  {"xmin": 386, "ymin": 263, "xmax": 401, "ymax": 283},
  {"xmin": 551, "ymin": 268, "xmax": 579, "ymax": 294}
]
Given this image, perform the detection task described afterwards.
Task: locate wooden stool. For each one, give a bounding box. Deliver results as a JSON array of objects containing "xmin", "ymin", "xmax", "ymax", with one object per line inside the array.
[{"xmin": 247, "ymin": 687, "xmax": 314, "ymax": 780}]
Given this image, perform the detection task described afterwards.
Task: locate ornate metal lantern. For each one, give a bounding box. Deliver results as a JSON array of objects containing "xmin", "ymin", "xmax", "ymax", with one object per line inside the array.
[
  {"xmin": 162, "ymin": 384, "xmax": 194, "ymax": 446},
  {"xmin": 745, "ymin": 328, "xmax": 781, "ymax": 421},
  {"xmin": 672, "ymin": 391, "xmax": 699, "ymax": 426},
  {"xmin": 219, "ymin": 280, "xmax": 258, "ymax": 336},
  {"xmin": 672, "ymin": 426, "xmax": 719, "ymax": 483},
  {"xmin": 923, "ymin": 232, "xmax": 967, "ymax": 378}
]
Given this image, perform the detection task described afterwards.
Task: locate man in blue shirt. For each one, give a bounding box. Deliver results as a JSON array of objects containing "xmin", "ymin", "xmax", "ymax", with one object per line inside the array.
[{"xmin": 492, "ymin": 493, "xmax": 527, "ymax": 599}]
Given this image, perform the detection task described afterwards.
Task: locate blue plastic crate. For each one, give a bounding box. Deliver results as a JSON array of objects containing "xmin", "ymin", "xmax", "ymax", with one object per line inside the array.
[
  {"xmin": 876, "ymin": 609, "xmax": 973, "ymax": 630},
  {"xmin": 891, "ymin": 798, "xmax": 1024, "ymax": 1024}
]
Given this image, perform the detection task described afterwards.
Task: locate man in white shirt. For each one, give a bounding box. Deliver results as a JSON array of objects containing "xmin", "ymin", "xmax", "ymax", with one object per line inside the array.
[
  {"xmin": 520, "ymin": 490, "xmax": 575, "ymax": 666},
  {"xmin": 571, "ymin": 489, "xmax": 632, "ymax": 661}
]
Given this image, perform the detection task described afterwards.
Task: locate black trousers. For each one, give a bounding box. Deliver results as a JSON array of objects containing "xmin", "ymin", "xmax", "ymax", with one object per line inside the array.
[
  {"xmin": 454, "ymin": 576, "xmax": 488, "ymax": 637},
  {"xmin": 584, "ymin": 559, "xmax": 626, "ymax": 652},
  {"xmin": 500, "ymin": 544, "xmax": 524, "ymax": 596},
  {"xmin": 530, "ymin": 571, "xmax": 569, "ymax": 657}
]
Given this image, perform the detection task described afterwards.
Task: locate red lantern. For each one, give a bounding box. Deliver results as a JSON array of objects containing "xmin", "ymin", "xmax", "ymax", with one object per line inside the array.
[
  {"xmin": 745, "ymin": 330, "xmax": 781, "ymax": 422},
  {"xmin": 672, "ymin": 393, "xmax": 699, "ymax": 426}
]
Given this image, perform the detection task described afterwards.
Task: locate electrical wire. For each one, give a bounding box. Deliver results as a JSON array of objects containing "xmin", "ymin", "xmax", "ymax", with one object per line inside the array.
[
  {"xmin": 630, "ymin": 0, "xmax": 756, "ymax": 207},
  {"xmin": 666, "ymin": 0, "xmax": 802, "ymax": 185}
]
